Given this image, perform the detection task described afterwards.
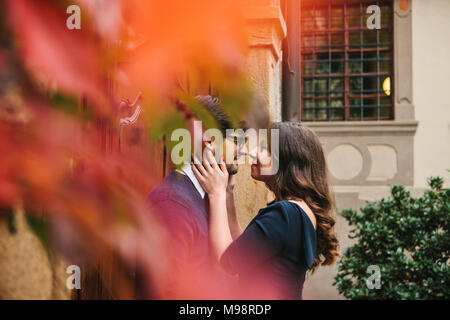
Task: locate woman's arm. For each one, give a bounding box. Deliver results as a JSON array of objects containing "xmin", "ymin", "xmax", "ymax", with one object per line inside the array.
[
  {"xmin": 227, "ymin": 190, "xmax": 242, "ymax": 240},
  {"xmin": 191, "ymin": 150, "xmax": 233, "ymax": 262},
  {"xmin": 226, "ymin": 184, "xmax": 243, "ymax": 240},
  {"xmin": 208, "ymin": 192, "xmax": 233, "ymax": 262},
  {"xmin": 192, "ymin": 151, "xmax": 287, "ymax": 275}
]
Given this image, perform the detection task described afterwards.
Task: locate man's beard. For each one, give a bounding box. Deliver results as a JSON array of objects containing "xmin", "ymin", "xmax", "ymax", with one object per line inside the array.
[{"xmin": 226, "ymin": 164, "xmax": 239, "ymax": 175}]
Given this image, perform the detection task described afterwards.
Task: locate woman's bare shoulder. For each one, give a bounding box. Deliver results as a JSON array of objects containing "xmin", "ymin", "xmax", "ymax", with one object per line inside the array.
[{"xmin": 287, "ymin": 200, "xmax": 317, "ymax": 230}]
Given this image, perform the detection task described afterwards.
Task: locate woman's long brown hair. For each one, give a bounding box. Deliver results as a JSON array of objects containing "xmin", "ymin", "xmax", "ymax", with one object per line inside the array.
[{"xmin": 268, "ymin": 122, "xmax": 339, "ymax": 273}]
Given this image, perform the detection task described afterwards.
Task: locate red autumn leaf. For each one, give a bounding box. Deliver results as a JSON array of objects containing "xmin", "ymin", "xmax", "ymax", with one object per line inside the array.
[{"xmin": 6, "ymin": 0, "xmax": 106, "ymax": 109}]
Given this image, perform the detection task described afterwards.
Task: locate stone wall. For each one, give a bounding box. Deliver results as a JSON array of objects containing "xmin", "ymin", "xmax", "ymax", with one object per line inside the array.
[
  {"xmin": 234, "ymin": 2, "xmax": 286, "ymax": 228},
  {"xmin": 0, "ymin": 207, "xmax": 70, "ymax": 299}
]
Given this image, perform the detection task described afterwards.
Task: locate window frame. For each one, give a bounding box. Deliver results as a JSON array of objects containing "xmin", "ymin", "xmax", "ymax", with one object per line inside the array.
[{"xmin": 299, "ymin": 0, "xmax": 394, "ymax": 122}]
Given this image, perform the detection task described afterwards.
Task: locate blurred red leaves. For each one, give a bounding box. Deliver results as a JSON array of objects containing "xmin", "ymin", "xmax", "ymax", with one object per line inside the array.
[
  {"xmin": 6, "ymin": 0, "xmax": 107, "ymax": 110},
  {"xmin": 1, "ymin": 0, "xmax": 253, "ymax": 299}
]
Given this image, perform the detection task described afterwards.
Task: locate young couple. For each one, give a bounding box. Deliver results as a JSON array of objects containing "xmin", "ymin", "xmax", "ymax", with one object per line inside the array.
[{"xmin": 144, "ymin": 95, "xmax": 339, "ymax": 300}]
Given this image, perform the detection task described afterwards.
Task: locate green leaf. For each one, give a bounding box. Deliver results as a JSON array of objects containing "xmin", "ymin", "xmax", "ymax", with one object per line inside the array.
[
  {"xmin": 1, "ymin": 207, "xmax": 17, "ymax": 234},
  {"xmin": 26, "ymin": 214, "xmax": 51, "ymax": 251}
]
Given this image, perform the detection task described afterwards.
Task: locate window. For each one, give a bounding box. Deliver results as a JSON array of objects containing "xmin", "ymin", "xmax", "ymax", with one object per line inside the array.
[{"xmin": 300, "ymin": 0, "xmax": 393, "ymax": 121}]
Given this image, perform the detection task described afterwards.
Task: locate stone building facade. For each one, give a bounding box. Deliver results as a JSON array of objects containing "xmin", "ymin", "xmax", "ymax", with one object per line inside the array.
[{"xmin": 235, "ymin": 0, "xmax": 450, "ymax": 299}]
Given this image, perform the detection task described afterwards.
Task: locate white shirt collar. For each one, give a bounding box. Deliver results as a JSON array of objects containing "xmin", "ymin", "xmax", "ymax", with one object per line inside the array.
[{"xmin": 176, "ymin": 163, "xmax": 206, "ymax": 199}]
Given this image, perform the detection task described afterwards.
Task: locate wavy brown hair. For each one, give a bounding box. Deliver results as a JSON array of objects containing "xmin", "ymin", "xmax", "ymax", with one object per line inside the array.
[{"xmin": 268, "ymin": 122, "xmax": 339, "ymax": 273}]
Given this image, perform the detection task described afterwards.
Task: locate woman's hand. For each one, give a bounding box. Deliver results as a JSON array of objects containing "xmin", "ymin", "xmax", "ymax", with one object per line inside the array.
[
  {"xmin": 192, "ymin": 147, "xmax": 229, "ymax": 199},
  {"xmin": 192, "ymin": 147, "xmax": 233, "ymax": 263}
]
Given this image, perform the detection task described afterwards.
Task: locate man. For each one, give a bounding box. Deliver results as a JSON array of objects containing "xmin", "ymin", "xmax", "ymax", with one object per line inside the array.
[{"xmin": 141, "ymin": 95, "xmax": 249, "ymax": 299}]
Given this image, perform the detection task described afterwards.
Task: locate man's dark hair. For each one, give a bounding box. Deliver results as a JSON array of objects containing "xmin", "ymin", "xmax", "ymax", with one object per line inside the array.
[{"xmin": 195, "ymin": 95, "xmax": 233, "ymax": 135}]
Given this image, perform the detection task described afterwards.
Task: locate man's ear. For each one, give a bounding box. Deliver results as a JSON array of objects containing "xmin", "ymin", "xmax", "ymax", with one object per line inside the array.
[{"xmin": 186, "ymin": 117, "xmax": 196, "ymax": 138}]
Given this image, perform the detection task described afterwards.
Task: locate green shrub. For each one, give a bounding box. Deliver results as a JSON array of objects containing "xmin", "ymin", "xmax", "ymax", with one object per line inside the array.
[{"xmin": 334, "ymin": 176, "xmax": 450, "ymax": 299}]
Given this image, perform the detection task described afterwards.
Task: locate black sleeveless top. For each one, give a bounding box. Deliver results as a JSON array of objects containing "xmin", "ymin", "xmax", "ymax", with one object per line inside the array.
[{"xmin": 220, "ymin": 200, "xmax": 317, "ymax": 299}]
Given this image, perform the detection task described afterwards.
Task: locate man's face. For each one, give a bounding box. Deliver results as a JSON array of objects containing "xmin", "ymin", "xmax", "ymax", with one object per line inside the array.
[
  {"xmin": 194, "ymin": 115, "xmax": 247, "ymax": 175},
  {"xmin": 206, "ymin": 133, "xmax": 247, "ymax": 176}
]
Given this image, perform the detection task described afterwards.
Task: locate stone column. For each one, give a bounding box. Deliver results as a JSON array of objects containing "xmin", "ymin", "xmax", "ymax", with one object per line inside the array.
[{"xmin": 234, "ymin": 1, "xmax": 286, "ymax": 227}]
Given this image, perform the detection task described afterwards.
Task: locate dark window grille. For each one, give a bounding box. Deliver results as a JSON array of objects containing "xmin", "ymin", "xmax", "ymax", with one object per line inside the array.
[{"xmin": 300, "ymin": 0, "xmax": 393, "ymax": 121}]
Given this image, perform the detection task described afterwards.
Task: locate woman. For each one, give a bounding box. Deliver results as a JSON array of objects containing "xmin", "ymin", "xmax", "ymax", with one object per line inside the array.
[{"xmin": 192, "ymin": 121, "xmax": 339, "ymax": 299}]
